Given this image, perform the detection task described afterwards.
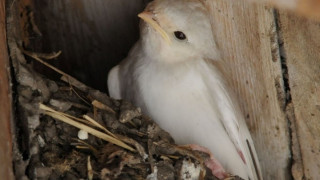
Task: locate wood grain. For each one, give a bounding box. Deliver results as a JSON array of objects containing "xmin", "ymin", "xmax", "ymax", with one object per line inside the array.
[
  {"xmin": 279, "ymin": 11, "xmax": 320, "ymax": 179},
  {"xmin": 0, "ymin": 0, "xmax": 14, "ymax": 179},
  {"xmin": 206, "ymin": 0, "xmax": 291, "ymax": 179},
  {"xmin": 249, "ymin": 0, "xmax": 320, "ymax": 20}
]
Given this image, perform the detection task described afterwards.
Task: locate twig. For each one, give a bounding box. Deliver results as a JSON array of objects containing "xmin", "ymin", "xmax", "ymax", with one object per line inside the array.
[
  {"xmin": 116, "ymin": 134, "xmax": 148, "ymax": 160},
  {"xmin": 40, "ymin": 103, "xmax": 135, "ymax": 152},
  {"xmin": 72, "ymin": 138, "xmax": 99, "ymax": 156},
  {"xmin": 22, "ymin": 49, "xmax": 61, "ymax": 60},
  {"xmin": 83, "ymin": 115, "xmax": 117, "ymax": 139},
  {"xmin": 22, "ymin": 48, "xmax": 69, "ymax": 77},
  {"xmin": 61, "ymin": 75, "xmax": 90, "ymax": 92},
  {"xmin": 21, "ymin": 48, "xmax": 90, "ymax": 92},
  {"xmin": 88, "ymin": 156, "xmax": 93, "ymax": 180},
  {"xmin": 92, "ymin": 100, "xmax": 116, "ymax": 114},
  {"xmin": 147, "ymin": 139, "xmax": 155, "ymax": 173},
  {"xmin": 69, "ymin": 85, "xmax": 91, "ymax": 105},
  {"xmin": 42, "ymin": 106, "xmax": 91, "ymax": 126}
]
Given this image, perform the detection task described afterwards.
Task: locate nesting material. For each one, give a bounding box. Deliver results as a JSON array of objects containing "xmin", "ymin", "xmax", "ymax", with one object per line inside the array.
[{"xmin": 8, "ymin": 44, "xmax": 245, "ymax": 179}]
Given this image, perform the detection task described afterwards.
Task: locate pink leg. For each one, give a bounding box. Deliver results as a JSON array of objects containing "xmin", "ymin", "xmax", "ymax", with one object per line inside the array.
[{"xmin": 186, "ymin": 144, "xmax": 229, "ymax": 179}]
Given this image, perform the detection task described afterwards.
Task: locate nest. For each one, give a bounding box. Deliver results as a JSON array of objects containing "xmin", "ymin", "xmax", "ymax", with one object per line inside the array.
[{"xmin": 8, "ymin": 43, "xmax": 239, "ymax": 180}]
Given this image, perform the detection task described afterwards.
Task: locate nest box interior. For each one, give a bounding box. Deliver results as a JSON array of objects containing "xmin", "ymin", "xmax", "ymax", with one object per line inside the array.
[
  {"xmin": 24, "ymin": 0, "xmax": 150, "ymax": 91},
  {"xmin": 4, "ymin": 0, "xmax": 320, "ymax": 179}
]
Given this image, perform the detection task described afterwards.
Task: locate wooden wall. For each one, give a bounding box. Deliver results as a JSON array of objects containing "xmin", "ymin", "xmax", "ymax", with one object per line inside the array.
[
  {"xmin": 206, "ymin": 0, "xmax": 320, "ymax": 179},
  {"xmin": 0, "ymin": 0, "xmax": 14, "ymax": 179},
  {"xmin": 209, "ymin": 0, "xmax": 320, "ymax": 179},
  {"xmin": 207, "ymin": 1, "xmax": 291, "ymax": 179},
  {"xmin": 31, "ymin": 0, "xmax": 150, "ymax": 91},
  {"xmin": 256, "ymin": 0, "xmax": 320, "ymax": 19},
  {"xmin": 279, "ymin": 12, "xmax": 320, "ymax": 179}
]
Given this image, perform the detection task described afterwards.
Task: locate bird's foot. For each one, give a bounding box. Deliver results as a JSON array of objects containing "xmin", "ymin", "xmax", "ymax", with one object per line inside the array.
[{"xmin": 183, "ymin": 144, "xmax": 229, "ymax": 179}]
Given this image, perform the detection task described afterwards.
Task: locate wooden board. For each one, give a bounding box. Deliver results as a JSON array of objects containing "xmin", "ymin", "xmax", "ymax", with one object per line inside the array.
[
  {"xmin": 249, "ymin": 0, "xmax": 320, "ymax": 19},
  {"xmin": 0, "ymin": 0, "xmax": 14, "ymax": 179},
  {"xmin": 279, "ymin": 11, "xmax": 320, "ymax": 179},
  {"xmin": 206, "ymin": 0, "xmax": 291, "ymax": 179}
]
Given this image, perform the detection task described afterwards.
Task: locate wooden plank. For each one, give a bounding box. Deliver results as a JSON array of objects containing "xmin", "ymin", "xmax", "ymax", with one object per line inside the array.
[
  {"xmin": 0, "ymin": 0, "xmax": 14, "ymax": 179},
  {"xmin": 206, "ymin": 0, "xmax": 291, "ymax": 179},
  {"xmin": 279, "ymin": 11, "xmax": 320, "ymax": 179},
  {"xmin": 249, "ymin": 0, "xmax": 320, "ymax": 20}
]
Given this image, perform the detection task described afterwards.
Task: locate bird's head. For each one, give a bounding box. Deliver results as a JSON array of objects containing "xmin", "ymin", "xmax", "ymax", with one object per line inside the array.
[{"xmin": 138, "ymin": 0, "xmax": 219, "ymax": 63}]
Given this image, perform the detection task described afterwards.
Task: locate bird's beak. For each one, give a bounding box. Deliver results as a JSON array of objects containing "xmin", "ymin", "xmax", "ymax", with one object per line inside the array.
[{"xmin": 138, "ymin": 11, "xmax": 171, "ymax": 44}]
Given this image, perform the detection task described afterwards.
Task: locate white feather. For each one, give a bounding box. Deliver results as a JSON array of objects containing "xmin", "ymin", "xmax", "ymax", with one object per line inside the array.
[
  {"xmin": 107, "ymin": 65, "xmax": 121, "ymax": 99},
  {"xmin": 108, "ymin": 0, "xmax": 262, "ymax": 179}
]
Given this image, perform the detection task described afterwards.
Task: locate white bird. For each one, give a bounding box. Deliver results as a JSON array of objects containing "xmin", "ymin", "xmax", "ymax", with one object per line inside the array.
[{"xmin": 108, "ymin": 0, "xmax": 262, "ymax": 179}]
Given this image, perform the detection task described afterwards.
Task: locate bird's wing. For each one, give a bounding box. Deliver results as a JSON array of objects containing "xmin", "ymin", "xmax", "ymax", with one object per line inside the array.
[
  {"xmin": 107, "ymin": 65, "xmax": 122, "ymax": 99},
  {"xmin": 203, "ymin": 61, "xmax": 262, "ymax": 180}
]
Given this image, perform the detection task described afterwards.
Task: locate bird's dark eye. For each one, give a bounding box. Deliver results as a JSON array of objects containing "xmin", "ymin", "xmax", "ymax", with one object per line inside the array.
[{"xmin": 174, "ymin": 31, "xmax": 187, "ymax": 40}]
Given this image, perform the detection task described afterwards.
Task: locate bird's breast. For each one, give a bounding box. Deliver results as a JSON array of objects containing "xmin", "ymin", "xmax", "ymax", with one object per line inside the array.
[{"xmin": 133, "ymin": 62, "xmax": 226, "ymax": 144}]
